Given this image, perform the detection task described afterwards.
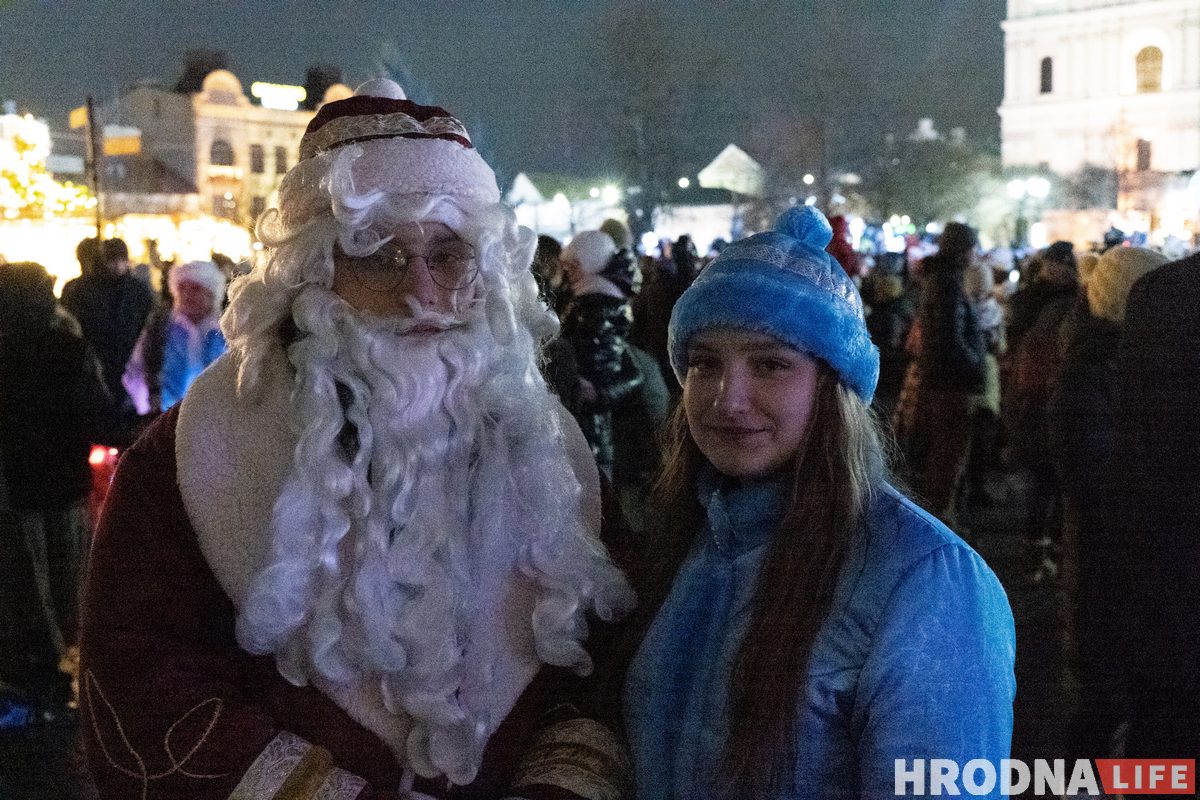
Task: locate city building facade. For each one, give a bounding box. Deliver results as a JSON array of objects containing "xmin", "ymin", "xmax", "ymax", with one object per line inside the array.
[
  {"xmin": 99, "ymin": 70, "xmax": 351, "ymax": 227},
  {"xmin": 1000, "ymin": 0, "xmax": 1200, "ymax": 242}
]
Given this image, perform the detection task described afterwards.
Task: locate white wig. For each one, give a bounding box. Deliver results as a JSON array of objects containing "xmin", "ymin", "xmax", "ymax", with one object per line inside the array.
[
  {"xmin": 223, "ymin": 142, "xmax": 557, "ymax": 401},
  {"xmin": 223, "ymin": 143, "xmax": 633, "ymax": 785}
]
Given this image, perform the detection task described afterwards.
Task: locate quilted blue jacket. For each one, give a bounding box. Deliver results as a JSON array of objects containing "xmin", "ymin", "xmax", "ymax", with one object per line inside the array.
[{"xmin": 624, "ymin": 474, "xmax": 1016, "ymax": 799}]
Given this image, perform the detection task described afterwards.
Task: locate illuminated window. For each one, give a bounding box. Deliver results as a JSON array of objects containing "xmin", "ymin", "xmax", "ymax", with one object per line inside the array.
[
  {"xmin": 210, "ymin": 139, "xmax": 234, "ymax": 166},
  {"xmin": 1040, "ymin": 57, "xmax": 1053, "ymax": 94},
  {"xmin": 275, "ymin": 146, "xmax": 288, "ymax": 174},
  {"xmin": 1136, "ymin": 47, "xmax": 1163, "ymax": 93},
  {"xmin": 250, "ymin": 144, "xmax": 265, "ymax": 174},
  {"xmin": 1136, "ymin": 139, "xmax": 1152, "ymax": 172}
]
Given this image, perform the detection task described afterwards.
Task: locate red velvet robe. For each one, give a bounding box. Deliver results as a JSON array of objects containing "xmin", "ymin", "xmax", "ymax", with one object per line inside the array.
[{"xmin": 79, "ymin": 407, "xmax": 628, "ymax": 799}]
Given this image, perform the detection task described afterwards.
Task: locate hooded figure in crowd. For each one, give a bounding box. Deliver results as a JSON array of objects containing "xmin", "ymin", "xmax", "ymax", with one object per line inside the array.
[
  {"xmin": 79, "ymin": 80, "xmax": 634, "ymax": 799},
  {"xmin": 559, "ymin": 229, "xmax": 644, "ymax": 478},
  {"xmin": 123, "ymin": 259, "xmax": 228, "ymax": 415}
]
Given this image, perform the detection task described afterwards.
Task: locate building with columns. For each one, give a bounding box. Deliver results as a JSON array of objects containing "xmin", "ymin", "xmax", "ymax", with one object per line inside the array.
[{"xmin": 999, "ymin": 0, "xmax": 1200, "ymax": 241}]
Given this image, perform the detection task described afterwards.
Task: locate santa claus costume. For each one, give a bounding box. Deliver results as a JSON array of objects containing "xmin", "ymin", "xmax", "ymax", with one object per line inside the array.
[{"xmin": 80, "ymin": 80, "xmax": 634, "ymax": 800}]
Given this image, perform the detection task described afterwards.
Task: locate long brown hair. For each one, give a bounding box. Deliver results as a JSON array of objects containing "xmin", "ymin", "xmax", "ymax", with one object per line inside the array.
[{"xmin": 645, "ymin": 363, "xmax": 888, "ymax": 797}]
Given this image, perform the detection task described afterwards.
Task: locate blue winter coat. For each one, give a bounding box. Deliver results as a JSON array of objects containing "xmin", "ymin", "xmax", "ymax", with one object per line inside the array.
[{"xmin": 624, "ymin": 474, "xmax": 1016, "ymax": 799}]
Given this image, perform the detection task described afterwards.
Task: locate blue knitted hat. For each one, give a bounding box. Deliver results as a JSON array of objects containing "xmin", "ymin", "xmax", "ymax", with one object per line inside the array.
[{"xmin": 668, "ymin": 206, "xmax": 879, "ymax": 401}]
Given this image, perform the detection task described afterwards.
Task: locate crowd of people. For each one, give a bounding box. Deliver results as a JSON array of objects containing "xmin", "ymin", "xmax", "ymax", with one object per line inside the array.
[
  {"xmin": 0, "ymin": 237, "xmax": 230, "ymax": 717},
  {"xmin": 0, "ymin": 78, "xmax": 1195, "ymax": 797},
  {"xmin": 859, "ymin": 224, "xmax": 1198, "ymax": 763}
]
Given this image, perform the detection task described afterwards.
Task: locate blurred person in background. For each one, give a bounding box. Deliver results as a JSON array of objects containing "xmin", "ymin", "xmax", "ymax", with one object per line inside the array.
[
  {"xmin": 530, "ymin": 234, "xmax": 581, "ymax": 409},
  {"xmin": 123, "ymin": 259, "xmax": 228, "ymax": 417},
  {"xmin": 1005, "ymin": 240, "xmax": 1079, "ymax": 582},
  {"xmin": 0, "ymin": 262, "xmax": 113, "ymax": 712},
  {"xmin": 861, "ymin": 268, "xmax": 915, "ymax": 428},
  {"xmin": 1100, "ymin": 248, "xmax": 1200, "ymax": 758},
  {"xmin": 630, "ymin": 234, "xmax": 699, "ymax": 403},
  {"xmin": 532, "ymin": 233, "xmax": 571, "ymax": 317},
  {"xmin": 597, "ymin": 237, "xmax": 669, "ymax": 533},
  {"xmin": 60, "ymin": 236, "xmax": 157, "ymax": 437},
  {"xmin": 825, "ymin": 213, "xmax": 862, "ymax": 279},
  {"xmin": 560, "ymin": 229, "xmax": 644, "ymax": 479},
  {"xmin": 1050, "ymin": 246, "xmax": 1169, "ymax": 759},
  {"xmin": 962, "ymin": 256, "xmax": 1006, "ymax": 509},
  {"xmin": 906, "ymin": 223, "xmax": 987, "ymax": 527}
]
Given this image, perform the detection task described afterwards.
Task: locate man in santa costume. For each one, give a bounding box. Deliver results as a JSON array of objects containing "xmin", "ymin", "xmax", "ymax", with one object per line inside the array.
[{"xmin": 79, "ymin": 80, "xmax": 635, "ymax": 800}]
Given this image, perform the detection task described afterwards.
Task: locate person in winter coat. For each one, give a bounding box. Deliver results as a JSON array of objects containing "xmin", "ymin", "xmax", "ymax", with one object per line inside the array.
[
  {"xmin": 1005, "ymin": 241, "xmax": 1079, "ymax": 581},
  {"xmin": 825, "ymin": 214, "xmax": 862, "ymax": 278},
  {"xmin": 621, "ymin": 207, "xmax": 1014, "ymax": 800},
  {"xmin": 0, "ymin": 262, "xmax": 113, "ymax": 702},
  {"xmin": 1100, "ymin": 250, "xmax": 1200, "ymax": 759},
  {"xmin": 1049, "ymin": 247, "xmax": 1170, "ymax": 759},
  {"xmin": 60, "ymin": 237, "xmax": 157, "ymax": 418},
  {"xmin": 123, "ymin": 260, "xmax": 228, "ymax": 416},
  {"xmin": 962, "ymin": 257, "xmax": 1007, "ymax": 507},
  {"xmin": 908, "ymin": 223, "xmax": 988, "ymax": 526},
  {"xmin": 530, "ymin": 234, "xmax": 581, "ymax": 410},
  {"xmin": 861, "ymin": 270, "xmax": 915, "ymax": 427},
  {"xmin": 595, "ymin": 241, "xmax": 670, "ymax": 532},
  {"xmin": 560, "ymin": 230, "xmax": 644, "ymax": 477},
  {"xmin": 630, "ymin": 235, "xmax": 700, "ymax": 403},
  {"xmin": 533, "ymin": 233, "xmax": 571, "ymax": 319}
]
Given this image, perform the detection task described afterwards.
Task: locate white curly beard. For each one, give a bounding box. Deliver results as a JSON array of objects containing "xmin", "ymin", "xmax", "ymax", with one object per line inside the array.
[{"xmin": 234, "ymin": 286, "xmax": 633, "ymax": 785}]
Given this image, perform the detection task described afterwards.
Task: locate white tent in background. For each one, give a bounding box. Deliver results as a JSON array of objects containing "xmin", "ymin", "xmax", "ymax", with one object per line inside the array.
[
  {"xmin": 505, "ymin": 172, "xmax": 545, "ymax": 206},
  {"xmin": 697, "ymin": 144, "xmax": 764, "ymax": 198}
]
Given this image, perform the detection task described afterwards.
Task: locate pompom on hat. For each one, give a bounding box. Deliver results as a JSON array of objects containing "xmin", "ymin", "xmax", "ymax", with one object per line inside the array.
[
  {"xmin": 277, "ymin": 79, "xmax": 500, "ymax": 229},
  {"xmin": 668, "ymin": 206, "xmax": 879, "ymax": 401}
]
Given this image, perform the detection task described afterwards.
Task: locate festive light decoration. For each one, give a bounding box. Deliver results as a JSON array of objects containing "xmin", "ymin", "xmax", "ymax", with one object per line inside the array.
[{"xmin": 0, "ymin": 111, "xmax": 93, "ymax": 220}]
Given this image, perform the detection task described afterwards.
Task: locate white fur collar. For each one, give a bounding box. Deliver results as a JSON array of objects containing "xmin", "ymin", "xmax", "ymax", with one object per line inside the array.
[
  {"xmin": 177, "ymin": 350, "xmax": 294, "ymax": 610},
  {"xmin": 175, "ymin": 347, "xmax": 592, "ymax": 773}
]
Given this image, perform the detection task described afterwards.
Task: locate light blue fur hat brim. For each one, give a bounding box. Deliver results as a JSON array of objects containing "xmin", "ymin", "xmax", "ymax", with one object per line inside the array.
[{"xmin": 668, "ymin": 206, "xmax": 879, "ymax": 402}]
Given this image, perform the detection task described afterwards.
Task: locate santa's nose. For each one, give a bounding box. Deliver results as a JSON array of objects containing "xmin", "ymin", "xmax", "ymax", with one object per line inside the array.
[{"xmin": 400, "ymin": 257, "xmax": 442, "ymax": 309}]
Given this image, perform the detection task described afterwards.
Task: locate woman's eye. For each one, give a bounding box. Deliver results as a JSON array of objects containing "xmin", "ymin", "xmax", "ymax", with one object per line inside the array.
[
  {"xmin": 756, "ymin": 358, "xmax": 791, "ymax": 373},
  {"xmin": 687, "ymin": 356, "xmax": 717, "ymax": 372}
]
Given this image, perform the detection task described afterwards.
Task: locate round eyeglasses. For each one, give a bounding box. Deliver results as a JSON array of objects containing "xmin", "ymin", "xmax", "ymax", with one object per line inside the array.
[{"xmin": 336, "ymin": 240, "xmax": 479, "ymax": 293}]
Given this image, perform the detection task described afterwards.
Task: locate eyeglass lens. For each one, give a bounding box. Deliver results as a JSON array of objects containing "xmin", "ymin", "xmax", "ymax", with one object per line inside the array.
[{"xmin": 342, "ymin": 241, "xmax": 478, "ymax": 292}]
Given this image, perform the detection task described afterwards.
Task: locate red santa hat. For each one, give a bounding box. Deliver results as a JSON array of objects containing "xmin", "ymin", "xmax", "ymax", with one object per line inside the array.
[{"xmin": 282, "ymin": 79, "xmax": 499, "ymax": 230}]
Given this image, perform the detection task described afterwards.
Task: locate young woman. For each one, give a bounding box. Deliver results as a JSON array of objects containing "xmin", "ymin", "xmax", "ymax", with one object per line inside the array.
[{"xmin": 622, "ymin": 207, "xmax": 1016, "ymax": 799}]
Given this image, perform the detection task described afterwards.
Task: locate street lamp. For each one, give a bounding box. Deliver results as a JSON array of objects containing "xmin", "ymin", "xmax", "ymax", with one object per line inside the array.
[{"xmin": 1007, "ymin": 177, "xmax": 1051, "ymax": 247}]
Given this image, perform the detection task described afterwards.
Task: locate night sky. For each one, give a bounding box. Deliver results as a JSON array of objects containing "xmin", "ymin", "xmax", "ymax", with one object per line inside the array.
[{"xmin": 2, "ymin": 0, "xmax": 1004, "ymax": 180}]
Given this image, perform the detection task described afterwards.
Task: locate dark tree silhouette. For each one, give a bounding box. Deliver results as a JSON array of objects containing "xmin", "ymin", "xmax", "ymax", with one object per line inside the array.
[
  {"xmin": 175, "ymin": 48, "xmax": 231, "ymax": 94},
  {"xmin": 302, "ymin": 64, "xmax": 342, "ymax": 111}
]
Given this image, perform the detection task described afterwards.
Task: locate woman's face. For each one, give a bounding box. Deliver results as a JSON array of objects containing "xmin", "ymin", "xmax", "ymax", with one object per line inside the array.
[{"xmin": 683, "ymin": 328, "xmax": 820, "ymax": 479}]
